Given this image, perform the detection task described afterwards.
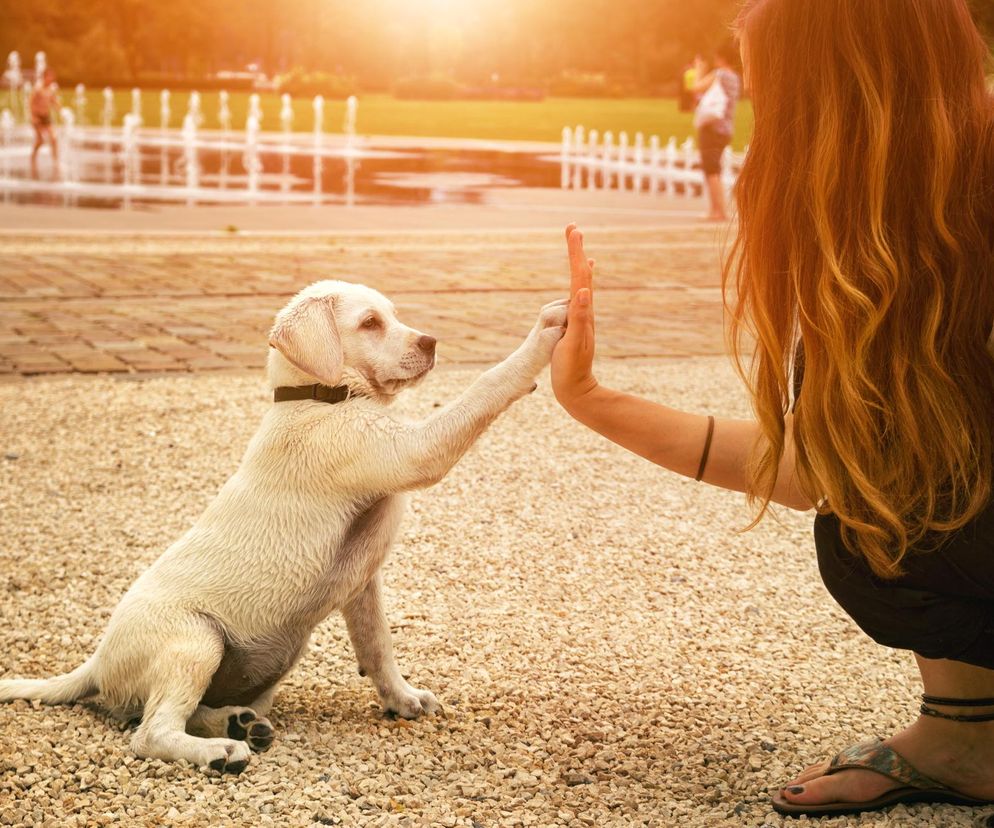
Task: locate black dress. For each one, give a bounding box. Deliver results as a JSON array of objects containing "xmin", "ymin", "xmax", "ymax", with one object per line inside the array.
[
  {"xmin": 816, "ymin": 512, "xmax": 994, "ymax": 669},
  {"xmin": 794, "ymin": 344, "xmax": 994, "ymax": 669}
]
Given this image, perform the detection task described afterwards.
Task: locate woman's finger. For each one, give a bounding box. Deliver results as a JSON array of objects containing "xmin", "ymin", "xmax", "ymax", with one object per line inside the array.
[
  {"xmin": 567, "ymin": 228, "xmax": 593, "ymax": 300},
  {"xmin": 566, "ymin": 287, "xmax": 595, "ymax": 356}
]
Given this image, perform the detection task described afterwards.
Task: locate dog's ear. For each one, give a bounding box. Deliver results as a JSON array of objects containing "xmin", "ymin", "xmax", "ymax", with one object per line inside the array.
[{"xmin": 269, "ymin": 296, "xmax": 343, "ymax": 386}]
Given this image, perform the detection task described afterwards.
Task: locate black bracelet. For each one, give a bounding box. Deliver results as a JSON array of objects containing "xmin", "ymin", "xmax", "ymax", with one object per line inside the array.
[{"xmin": 695, "ymin": 415, "xmax": 716, "ymax": 482}]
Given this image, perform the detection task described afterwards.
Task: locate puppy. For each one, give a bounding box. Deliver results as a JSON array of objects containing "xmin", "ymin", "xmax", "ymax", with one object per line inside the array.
[{"xmin": 0, "ymin": 280, "xmax": 567, "ymax": 773}]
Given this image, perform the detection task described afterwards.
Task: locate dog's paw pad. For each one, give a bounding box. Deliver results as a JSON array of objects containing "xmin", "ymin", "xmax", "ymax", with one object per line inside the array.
[
  {"xmin": 226, "ymin": 713, "xmax": 249, "ymax": 741},
  {"xmin": 205, "ymin": 741, "xmax": 252, "ymax": 774},
  {"xmin": 225, "ymin": 759, "xmax": 249, "ymax": 774},
  {"xmin": 247, "ymin": 722, "xmax": 274, "ymax": 751},
  {"xmin": 207, "ymin": 755, "xmax": 249, "ymax": 774},
  {"xmin": 225, "ymin": 708, "xmax": 272, "ymax": 747}
]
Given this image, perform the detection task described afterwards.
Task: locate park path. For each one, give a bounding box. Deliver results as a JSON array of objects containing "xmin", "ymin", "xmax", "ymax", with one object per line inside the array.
[{"xmin": 0, "ymin": 225, "xmax": 731, "ymax": 378}]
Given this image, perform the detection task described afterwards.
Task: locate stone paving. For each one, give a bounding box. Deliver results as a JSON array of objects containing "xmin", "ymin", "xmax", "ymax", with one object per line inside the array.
[{"xmin": 0, "ymin": 226, "xmax": 730, "ymax": 378}]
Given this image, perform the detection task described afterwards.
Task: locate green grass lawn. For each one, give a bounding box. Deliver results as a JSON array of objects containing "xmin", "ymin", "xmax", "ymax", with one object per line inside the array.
[{"xmin": 73, "ymin": 89, "xmax": 753, "ymax": 151}]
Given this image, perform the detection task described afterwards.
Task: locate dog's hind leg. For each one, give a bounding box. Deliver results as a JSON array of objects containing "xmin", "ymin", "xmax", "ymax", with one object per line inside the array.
[
  {"xmin": 128, "ymin": 622, "xmax": 251, "ymax": 773},
  {"xmin": 343, "ymin": 573, "xmax": 441, "ymax": 719},
  {"xmin": 245, "ymin": 685, "xmax": 277, "ymax": 718},
  {"xmin": 186, "ymin": 704, "xmax": 274, "ymax": 753}
]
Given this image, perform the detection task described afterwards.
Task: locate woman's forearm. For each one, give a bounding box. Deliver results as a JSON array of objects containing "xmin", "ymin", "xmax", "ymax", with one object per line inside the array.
[
  {"xmin": 560, "ymin": 384, "xmax": 750, "ymax": 485},
  {"xmin": 560, "ymin": 384, "xmax": 813, "ymax": 510},
  {"xmin": 692, "ymin": 70, "xmax": 717, "ymax": 94},
  {"xmin": 553, "ymin": 225, "xmax": 814, "ymax": 512}
]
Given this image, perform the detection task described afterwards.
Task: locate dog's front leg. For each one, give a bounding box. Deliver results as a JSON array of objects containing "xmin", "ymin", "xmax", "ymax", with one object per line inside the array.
[
  {"xmin": 379, "ymin": 299, "xmax": 568, "ymax": 490},
  {"xmin": 342, "ymin": 572, "xmax": 441, "ymax": 719}
]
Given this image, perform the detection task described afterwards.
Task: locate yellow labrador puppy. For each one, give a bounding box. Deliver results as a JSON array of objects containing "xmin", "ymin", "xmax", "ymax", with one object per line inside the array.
[{"xmin": 0, "ymin": 280, "xmax": 567, "ymax": 773}]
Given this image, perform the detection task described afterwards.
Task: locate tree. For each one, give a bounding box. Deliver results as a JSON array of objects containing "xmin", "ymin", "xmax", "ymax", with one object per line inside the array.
[
  {"xmin": 969, "ymin": 0, "xmax": 994, "ymax": 44},
  {"xmin": 0, "ymin": 0, "xmax": 986, "ymax": 92}
]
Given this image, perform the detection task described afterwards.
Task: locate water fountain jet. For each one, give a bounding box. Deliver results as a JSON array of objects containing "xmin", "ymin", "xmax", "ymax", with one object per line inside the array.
[
  {"xmin": 280, "ymin": 93, "xmax": 293, "ymax": 193},
  {"xmin": 218, "ymin": 91, "xmax": 231, "ymax": 133},
  {"xmin": 4, "ymin": 52, "xmax": 22, "ymax": 118},
  {"xmin": 159, "ymin": 90, "xmax": 170, "ymax": 186},
  {"xmin": 59, "ymin": 107, "xmax": 77, "ymax": 186},
  {"xmin": 244, "ymin": 111, "xmax": 261, "ymax": 201},
  {"xmin": 101, "ymin": 87, "xmax": 114, "ymax": 132},
  {"xmin": 344, "ymin": 95, "xmax": 357, "ymax": 148},
  {"xmin": 0, "ymin": 108, "xmax": 14, "ymax": 181},
  {"xmin": 74, "ymin": 84, "xmax": 86, "ymax": 125},
  {"xmin": 181, "ymin": 111, "xmax": 199, "ymax": 199},
  {"xmin": 218, "ymin": 90, "xmax": 231, "ymax": 189},
  {"xmin": 313, "ymin": 95, "xmax": 324, "ymax": 201}
]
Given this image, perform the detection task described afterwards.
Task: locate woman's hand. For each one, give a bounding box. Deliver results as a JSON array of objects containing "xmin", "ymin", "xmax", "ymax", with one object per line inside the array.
[{"xmin": 551, "ymin": 224, "xmax": 599, "ymax": 409}]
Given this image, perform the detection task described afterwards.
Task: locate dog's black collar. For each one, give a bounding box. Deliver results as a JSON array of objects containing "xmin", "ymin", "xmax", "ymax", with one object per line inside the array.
[{"xmin": 273, "ymin": 384, "xmax": 357, "ymax": 404}]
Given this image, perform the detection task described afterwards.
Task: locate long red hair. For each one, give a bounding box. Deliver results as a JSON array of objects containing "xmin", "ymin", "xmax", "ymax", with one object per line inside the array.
[{"xmin": 727, "ymin": 0, "xmax": 994, "ymax": 577}]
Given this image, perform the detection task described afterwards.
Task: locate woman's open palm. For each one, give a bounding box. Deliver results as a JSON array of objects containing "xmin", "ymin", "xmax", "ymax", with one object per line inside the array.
[{"xmin": 551, "ymin": 224, "xmax": 599, "ymax": 406}]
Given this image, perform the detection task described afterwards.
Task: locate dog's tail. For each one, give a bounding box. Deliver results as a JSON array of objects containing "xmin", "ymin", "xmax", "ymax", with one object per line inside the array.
[{"xmin": 0, "ymin": 657, "xmax": 98, "ymax": 705}]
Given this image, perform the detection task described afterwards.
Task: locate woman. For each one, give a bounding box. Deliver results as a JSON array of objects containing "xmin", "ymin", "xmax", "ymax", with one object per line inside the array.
[
  {"xmin": 693, "ymin": 43, "xmax": 741, "ymax": 222},
  {"xmin": 552, "ymin": 0, "xmax": 994, "ymax": 818}
]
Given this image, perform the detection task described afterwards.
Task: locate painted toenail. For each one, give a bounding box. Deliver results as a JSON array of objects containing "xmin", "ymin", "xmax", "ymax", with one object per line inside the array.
[{"xmin": 787, "ymin": 786, "xmax": 805, "ymax": 795}]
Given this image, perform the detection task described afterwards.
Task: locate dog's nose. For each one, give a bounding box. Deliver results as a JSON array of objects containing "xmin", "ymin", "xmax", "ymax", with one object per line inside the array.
[{"xmin": 417, "ymin": 335, "xmax": 436, "ymax": 355}]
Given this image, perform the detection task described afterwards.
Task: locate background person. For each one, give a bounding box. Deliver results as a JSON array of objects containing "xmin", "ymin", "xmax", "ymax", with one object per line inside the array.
[
  {"xmin": 30, "ymin": 67, "xmax": 59, "ymax": 178},
  {"xmin": 551, "ymin": 0, "xmax": 994, "ymax": 817},
  {"xmin": 692, "ymin": 43, "xmax": 741, "ymax": 221}
]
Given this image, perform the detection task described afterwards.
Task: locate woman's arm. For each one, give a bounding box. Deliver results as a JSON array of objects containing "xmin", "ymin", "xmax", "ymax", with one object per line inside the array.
[
  {"xmin": 692, "ymin": 69, "xmax": 717, "ymax": 94},
  {"xmin": 551, "ymin": 225, "xmax": 813, "ymax": 511}
]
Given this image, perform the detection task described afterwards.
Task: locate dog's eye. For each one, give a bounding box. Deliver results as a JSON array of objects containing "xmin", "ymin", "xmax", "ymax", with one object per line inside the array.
[{"xmin": 361, "ymin": 316, "xmax": 381, "ymax": 330}]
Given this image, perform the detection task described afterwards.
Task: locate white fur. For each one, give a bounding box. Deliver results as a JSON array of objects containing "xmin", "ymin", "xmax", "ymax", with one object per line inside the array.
[{"xmin": 0, "ymin": 280, "xmax": 567, "ymax": 773}]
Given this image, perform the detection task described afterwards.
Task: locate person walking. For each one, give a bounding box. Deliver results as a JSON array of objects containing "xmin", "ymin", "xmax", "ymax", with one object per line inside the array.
[
  {"xmin": 551, "ymin": 0, "xmax": 994, "ymax": 818},
  {"xmin": 692, "ymin": 43, "xmax": 741, "ymax": 221},
  {"xmin": 30, "ymin": 67, "xmax": 59, "ymax": 178}
]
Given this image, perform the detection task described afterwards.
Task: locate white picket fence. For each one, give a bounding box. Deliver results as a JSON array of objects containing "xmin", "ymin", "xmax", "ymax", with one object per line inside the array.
[{"xmin": 560, "ymin": 125, "xmax": 744, "ymax": 197}]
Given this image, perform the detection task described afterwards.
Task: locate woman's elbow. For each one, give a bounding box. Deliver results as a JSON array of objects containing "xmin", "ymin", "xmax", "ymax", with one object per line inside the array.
[{"xmin": 776, "ymin": 492, "xmax": 816, "ymax": 512}]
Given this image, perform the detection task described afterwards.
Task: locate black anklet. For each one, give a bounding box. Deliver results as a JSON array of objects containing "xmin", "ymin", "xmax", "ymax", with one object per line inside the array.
[
  {"xmin": 922, "ymin": 694, "xmax": 994, "ymax": 707},
  {"xmin": 920, "ymin": 694, "xmax": 994, "ymax": 722}
]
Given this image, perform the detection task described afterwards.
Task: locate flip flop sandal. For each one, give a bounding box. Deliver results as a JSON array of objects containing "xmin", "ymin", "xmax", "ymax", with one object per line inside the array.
[{"xmin": 771, "ymin": 738, "xmax": 994, "ymax": 818}]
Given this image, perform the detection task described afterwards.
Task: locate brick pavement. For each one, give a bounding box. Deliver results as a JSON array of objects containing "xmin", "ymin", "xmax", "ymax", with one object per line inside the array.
[{"xmin": 0, "ymin": 227, "xmax": 730, "ymax": 378}]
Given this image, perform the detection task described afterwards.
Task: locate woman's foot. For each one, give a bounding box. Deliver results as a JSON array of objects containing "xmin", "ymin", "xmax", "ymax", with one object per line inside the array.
[{"xmin": 779, "ymin": 716, "xmax": 994, "ymax": 808}]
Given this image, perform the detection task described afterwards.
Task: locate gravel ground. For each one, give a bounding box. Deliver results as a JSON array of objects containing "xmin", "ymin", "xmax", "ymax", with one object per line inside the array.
[{"xmin": 0, "ymin": 359, "xmax": 990, "ymax": 828}]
